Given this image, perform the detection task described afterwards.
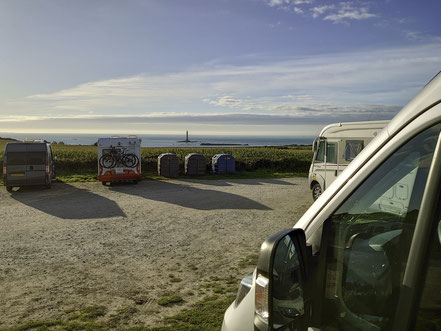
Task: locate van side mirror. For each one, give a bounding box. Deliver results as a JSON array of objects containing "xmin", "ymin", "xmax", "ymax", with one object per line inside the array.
[{"xmin": 254, "ymin": 228, "xmax": 310, "ymax": 331}]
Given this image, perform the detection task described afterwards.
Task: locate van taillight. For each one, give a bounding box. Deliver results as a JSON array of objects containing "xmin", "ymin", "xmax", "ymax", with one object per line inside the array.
[
  {"xmin": 45, "ymin": 162, "xmax": 50, "ymax": 174},
  {"xmin": 2, "ymin": 163, "xmax": 6, "ymax": 176}
]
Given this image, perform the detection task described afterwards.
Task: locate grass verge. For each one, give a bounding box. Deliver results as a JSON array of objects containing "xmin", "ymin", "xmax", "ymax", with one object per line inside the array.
[{"xmin": 1, "ymin": 260, "xmax": 254, "ymax": 331}]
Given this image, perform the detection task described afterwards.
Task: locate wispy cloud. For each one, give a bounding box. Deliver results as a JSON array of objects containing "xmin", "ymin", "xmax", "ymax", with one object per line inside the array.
[
  {"xmin": 404, "ymin": 30, "xmax": 441, "ymax": 42},
  {"xmin": 324, "ymin": 2, "xmax": 376, "ymax": 23},
  {"xmin": 2, "ymin": 42, "xmax": 440, "ymax": 130},
  {"xmin": 311, "ymin": 5, "xmax": 335, "ymax": 18},
  {"xmin": 265, "ymin": 0, "xmax": 377, "ymax": 24},
  {"xmin": 0, "ymin": 110, "xmax": 397, "ymax": 128}
]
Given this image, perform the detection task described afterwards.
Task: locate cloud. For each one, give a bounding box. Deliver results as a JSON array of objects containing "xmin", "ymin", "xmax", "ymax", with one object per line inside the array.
[
  {"xmin": 266, "ymin": 0, "xmax": 313, "ymax": 7},
  {"xmin": 0, "ymin": 108, "xmax": 397, "ymax": 127},
  {"xmin": 2, "ymin": 42, "xmax": 440, "ymax": 129},
  {"xmin": 266, "ymin": 1, "xmax": 377, "ymax": 24},
  {"xmin": 311, "ymin": 5, "xmax": 335, "ymax": 18},
  {"xmin": 323, "ymin": 2, "xmax": 376, "ymax": 23},
  {"xmin": 405, "ymin": 31, "xmax": 441, "ymax": 42}
]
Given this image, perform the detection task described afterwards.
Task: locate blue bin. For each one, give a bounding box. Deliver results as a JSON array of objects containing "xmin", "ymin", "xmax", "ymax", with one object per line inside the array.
[{"xmin": 212, "ymin": 154, "xmax": 235, "ymax": 174}]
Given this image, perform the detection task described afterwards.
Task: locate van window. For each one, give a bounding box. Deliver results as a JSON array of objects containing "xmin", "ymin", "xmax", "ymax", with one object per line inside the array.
[
  {"xmin": 326, "ymin": 143, "xmax": 336, "ymax": 164},
  {"xmin": 6, "ymin": 152, "xmax": 27, "ymax": 165},
  {"xmin": 315, "ymin": 141, "xmax": 325, "ymax": 162},
  {"xmin": 344, "ymin": 140, "xmax": 364, "ymax": 161},
  {"xmin": 28, "ymin": 152, "xmax": 47, "ymax": 165},
  {"xmin": 321, "ymin": 124, "xmax": 441, "ymax": 330}
]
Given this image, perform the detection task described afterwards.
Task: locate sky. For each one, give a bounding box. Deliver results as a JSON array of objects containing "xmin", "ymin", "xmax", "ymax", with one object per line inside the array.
[{"xmin": 0, "ymin": 0, "xmax": 440, "ymax": 137}]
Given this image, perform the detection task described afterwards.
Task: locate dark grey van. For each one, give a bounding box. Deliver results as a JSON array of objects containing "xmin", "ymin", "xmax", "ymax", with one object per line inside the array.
[{"xmin": 2, "ymin": 141, "xmax": 56, "ymax": 192}]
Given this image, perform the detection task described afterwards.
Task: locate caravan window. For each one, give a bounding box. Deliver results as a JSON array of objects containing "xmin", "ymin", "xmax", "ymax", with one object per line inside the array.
[
  {"xmin": 315, "ymin": 141, "xmax": 325, "ymax": 162},
  {"xmin": 344, "ymin": 140, "xmax": 364, "ymax": 161},
  {"xmin": 326, "ymin": 143, "xmax": 336, "ymax": 164}
]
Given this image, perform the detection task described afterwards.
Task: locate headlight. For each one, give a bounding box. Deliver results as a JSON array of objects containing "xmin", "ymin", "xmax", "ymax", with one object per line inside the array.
[
  {"xmin": 255, "ymin": 274, "xmax": 269, "ymax": 322},
  {"xmin": 234, "ymin": 271, "xmax": 253, "ymax": 307}
]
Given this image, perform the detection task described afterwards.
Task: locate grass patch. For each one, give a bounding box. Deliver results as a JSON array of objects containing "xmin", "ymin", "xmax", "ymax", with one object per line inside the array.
[
  {"xmin": 56, "ymin": 171, "xmax": 97, "ymax": 183},
  {"xmin": 157, "ymin": 295, "xmax": 184, "ymax": 307},
  {"xmin": 238, "ymin": 254, "xmax": 259, "ymax": 268},
  {"xmin": 168, "ymin": 274, "xmax": 183, "ymax": 283},
  {"xmin": 108, "ymin": 306, "xmax": 138, "ymax": 327},
  {"xmin": 152, "ymin": 294, "xmax": 237, "ymax": 331}
]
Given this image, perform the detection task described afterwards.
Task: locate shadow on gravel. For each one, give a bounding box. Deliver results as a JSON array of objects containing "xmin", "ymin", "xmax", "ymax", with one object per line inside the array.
[
  {"xmin": 109, "ymin": 180, "xmax": 272, "ymax": 211},
  {"xmin": 172, "ymin": 178, "xmax": 297, "ymax": 187},
  {"xmin": 10, "ymin": 183, "xmax": 126, "ymax": 219}
]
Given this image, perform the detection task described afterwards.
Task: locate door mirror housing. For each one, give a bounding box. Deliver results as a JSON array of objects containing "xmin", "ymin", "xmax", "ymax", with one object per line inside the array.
[{"xmin": 254, "ymin": 228, "xmax": 310, "ymax": 331}]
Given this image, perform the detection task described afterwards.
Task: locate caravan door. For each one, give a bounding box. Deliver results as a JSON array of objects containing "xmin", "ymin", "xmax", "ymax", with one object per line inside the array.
[{"xmin": 324, "ymin": 139, "xmax": 339, "ymax": 190}]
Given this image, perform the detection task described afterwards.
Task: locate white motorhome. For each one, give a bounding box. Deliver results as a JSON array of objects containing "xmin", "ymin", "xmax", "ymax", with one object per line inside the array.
[
  {"xmin": 309, "ymin": 121, "xmax": 389, "ymax": 200},
  {"xmin": 222, "ymin": 71, "xmax": 441, "ymax": 331},
  {"xmin": 97, "ymin": 136, "xmax": 142, "ymax": 185}
]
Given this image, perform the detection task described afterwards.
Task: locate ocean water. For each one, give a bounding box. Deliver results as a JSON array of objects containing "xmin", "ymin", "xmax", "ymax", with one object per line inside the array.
[{"xmin": 0, "ymin": 133, "xmax": 314, "ymax": 147}]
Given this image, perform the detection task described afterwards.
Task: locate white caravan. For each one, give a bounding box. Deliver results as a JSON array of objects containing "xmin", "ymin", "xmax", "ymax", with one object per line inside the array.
[
  {"xmin": 222, "ymin": 71, "xmax": 441, "ymax": 331},
  {"xmin": 309, "ymin": 120, "xmax": 389, "ymax": 200}
]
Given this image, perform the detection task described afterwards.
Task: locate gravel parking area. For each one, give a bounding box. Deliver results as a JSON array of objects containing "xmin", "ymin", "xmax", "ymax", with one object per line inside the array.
[{"xmin": 0, "ymin": 178, "xmax": 312, "ymax": 327}]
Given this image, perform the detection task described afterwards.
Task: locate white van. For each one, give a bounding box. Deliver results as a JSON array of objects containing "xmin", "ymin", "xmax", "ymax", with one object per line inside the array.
[
  {"xmin": 309, "ymin": 121, "xmax": 389, "ymax": 200},
  {"xmin": 222, "ymin": 71, "xmax": 441, "ymax": 331}
]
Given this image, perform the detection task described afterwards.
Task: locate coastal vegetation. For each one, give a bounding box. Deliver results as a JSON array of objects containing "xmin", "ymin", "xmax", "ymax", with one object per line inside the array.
[{"xmin": 0, "ymin": 138, "xmax": 313, "ymax": 182}]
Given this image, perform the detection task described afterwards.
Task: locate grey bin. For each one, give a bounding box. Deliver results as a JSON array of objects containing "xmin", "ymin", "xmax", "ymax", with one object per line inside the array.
[
  {"xmin": 185, "ymin": 153, "xmax": 206, "ymax": 175},
  {"xmin": 158, "ymin": 153, "xmax": 179, "ymax": 177}
]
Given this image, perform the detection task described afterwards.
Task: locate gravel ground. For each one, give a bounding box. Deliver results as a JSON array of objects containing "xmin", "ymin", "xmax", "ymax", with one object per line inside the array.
[{"xmin": 0, "ymin": 177, "xmax": 313, "ymax": 327}]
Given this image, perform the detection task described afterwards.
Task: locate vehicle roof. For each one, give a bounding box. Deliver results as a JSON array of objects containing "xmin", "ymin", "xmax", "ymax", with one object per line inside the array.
[{"xmin": 319, "ymin": 120, "xmax": 390, "ymax": 139}]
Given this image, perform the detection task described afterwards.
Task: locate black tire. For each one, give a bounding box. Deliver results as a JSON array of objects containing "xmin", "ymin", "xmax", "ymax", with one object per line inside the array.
[
  {"xmin": 99, "ymin": 154, "xmax": 116, "ymax": 168},
  {"xmin": 122, "ymin": 154, "xmax": 139, "ymax": 168},
  {"xmin": 312, "ymin": 183, "xmax": 322, "ymax": 201},
  {"xmin": 6, "ymin": 186, "xmax": 13, "ymax": 192}
]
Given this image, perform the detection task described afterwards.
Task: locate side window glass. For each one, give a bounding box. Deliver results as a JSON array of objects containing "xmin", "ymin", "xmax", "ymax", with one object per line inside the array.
[
  {"xmin": 322, "ymin": 124, "xmax": 441, "ymax": 331},
  {"xmin": 316, "ymin": 141, "xmax": 325, "ymax": 162},
  {"xmin": 415, "ymin": 219, "xmax": 441, "ymax": 330},
  {"xmin": 326, "ymin": 143, "xmax": 336, "ymax": 164},
  {"xmin": 344, "ymin": 140, "xmax": 364, "ymax": 161}
]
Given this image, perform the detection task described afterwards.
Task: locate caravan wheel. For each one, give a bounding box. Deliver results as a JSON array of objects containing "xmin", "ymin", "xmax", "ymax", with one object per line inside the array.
[{"xmin": 312, "ymin": 183, "xmax": 322, "ymax": 201}]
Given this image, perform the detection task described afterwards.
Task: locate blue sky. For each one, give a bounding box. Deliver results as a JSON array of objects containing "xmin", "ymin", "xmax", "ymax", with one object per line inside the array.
[{"xmin": 0, "ymin": 0, "xmax": 440, "ymax": 136}]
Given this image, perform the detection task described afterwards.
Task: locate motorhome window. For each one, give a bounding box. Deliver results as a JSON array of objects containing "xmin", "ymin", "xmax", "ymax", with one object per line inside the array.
[
  {"xmin": 344, "ymin": 140, "xmax": 364, "ymax": 161},
  {"xmin": 321, "ymin": 124, "xmax": 441, "ymax": 331},
  {"xmin": 6, "ymin": 152, "xmax": 27, "ymax": 165},
  {"xmin": 316, "ymin": 141, "xmax": 325, "ymax": 162},
  {"xmin": 28, "ymin": 152, "xmax": 47, "ymax": 164},
  {"xmin": 326, "ymin": 143, "xmax": 336, "ymax": 164}
]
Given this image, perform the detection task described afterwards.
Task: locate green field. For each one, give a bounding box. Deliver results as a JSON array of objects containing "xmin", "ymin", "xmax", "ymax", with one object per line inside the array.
[{"xmin": 0, "ymin": 139, "xmax": 313, "ymax": 182}]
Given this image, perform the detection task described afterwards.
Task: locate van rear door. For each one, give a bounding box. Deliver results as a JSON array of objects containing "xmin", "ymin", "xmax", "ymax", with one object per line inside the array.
[
  {"xmin": 25, "ymin": 144, "xmax": 47, "ymax": 185},
  {"xmin": 5, "ymin": 144, "xmax": 28, "ymax": 186}
]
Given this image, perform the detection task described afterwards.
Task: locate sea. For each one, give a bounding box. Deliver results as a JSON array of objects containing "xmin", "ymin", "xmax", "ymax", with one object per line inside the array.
[{"xmin": 0, "ymin": 133, "xmax": 314, "ymax": 147}]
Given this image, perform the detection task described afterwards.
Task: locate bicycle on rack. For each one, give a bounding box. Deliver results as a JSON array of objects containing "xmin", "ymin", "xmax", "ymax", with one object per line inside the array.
[{"xmin": 99, "ymin": 146, "xmax": 140, "ymax": 169}]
